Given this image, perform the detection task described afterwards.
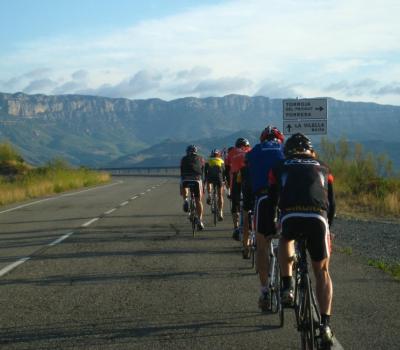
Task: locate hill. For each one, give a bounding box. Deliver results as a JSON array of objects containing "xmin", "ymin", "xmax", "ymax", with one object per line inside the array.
[{"xmin": 1, "ymin": 92, "xmax": 399, "ymax": 168}]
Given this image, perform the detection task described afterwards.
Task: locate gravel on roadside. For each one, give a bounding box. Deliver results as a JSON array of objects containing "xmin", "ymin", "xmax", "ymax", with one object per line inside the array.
[{"xmin": 332, "ymin": 216, "xmax": 399, "ymax": 264}]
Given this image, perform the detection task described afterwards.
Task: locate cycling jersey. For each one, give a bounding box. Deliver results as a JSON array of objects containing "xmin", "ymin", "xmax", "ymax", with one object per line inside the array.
[
  {"xmin": 268, "ymin": 153, "xmax": 336, "ymax": 225},
  {"xmin": 226, "ymin": 146, "xmax": 252, "ymax": 174},
  {"xmin": 246, "ymin": 140, "xmax": 285, "ymax": 195},
  {"xmin": 205, "ymin": 157, "xmax": 225, "ymax": 183},
  {"xmin": 180, "ymin": 154, "xmax": 204, "ymax": 180}
]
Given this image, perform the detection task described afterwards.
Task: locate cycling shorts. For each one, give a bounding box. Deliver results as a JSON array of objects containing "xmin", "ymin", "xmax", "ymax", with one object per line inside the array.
[
  {"xmin": 230, "ymin": 174, "xmax": 241, "ymax": 213},
  {"xmin": 206, "ymin": 177, "xmax": 224, "ymax": 188},
  {"xmin": 254, "ymin": 195, "xmax": 275, "ymax": 236},
  {"xmin": 242, "ymin": 182, "xmax": 254, "ymax": 212},
  {"xmin": 181, "ymin": 179, "xmax": 202, "ymax": 198},
  {"xmin": 280, "ymin": 213, "xmax": 331, "ymax": 262}
]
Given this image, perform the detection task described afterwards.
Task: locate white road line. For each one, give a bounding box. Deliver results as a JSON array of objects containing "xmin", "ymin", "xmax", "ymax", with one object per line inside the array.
[
  {"xmin": 48, "ymin": 232, "xmax": 74, "ymax": 246},
  {"xmin": 120, "ymin": 201, "xmax": 129, "ymax": 206},
  {"xmin": 140, "ymin": 192, "xmax": 145, "ymax": 195},
  {"xmin": 0, "ymin": 181, "xmax": 122, "ymax": 215},
  {"xmin": 146, "ymin": 189, "xmax": 151, "ymax": 192},
  {"xmin": 104, "ymin": 208, "xmax": 116, "ymax": 215},
  {"xmin": 0, "ymin": 257, "xmax": 31, "ymax": 277},
  {"xmin": 81, "ymin": 218, "xmax": 99, "ymax": 227},
  {"xmin": 131, "ymin": 196, "xmax": 138, "ymax": 200}
]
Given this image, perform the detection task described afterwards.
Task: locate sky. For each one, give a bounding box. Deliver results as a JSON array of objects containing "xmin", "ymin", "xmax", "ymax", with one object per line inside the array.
[{"xmin": 1, "ymin": 0, "xmax": 400, "ymax": 105}]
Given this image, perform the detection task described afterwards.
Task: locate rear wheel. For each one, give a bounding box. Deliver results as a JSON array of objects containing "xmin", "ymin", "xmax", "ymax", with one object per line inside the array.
[
  {"xmin": 212, "ymin": 190, "xmax": 217, "ymax": 226},
  {"xmin": 299, "ymin": 277, "xmax": 316, "ymax": 350}
]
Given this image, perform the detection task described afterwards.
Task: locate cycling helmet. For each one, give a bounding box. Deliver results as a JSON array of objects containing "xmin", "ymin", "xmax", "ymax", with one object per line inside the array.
[
  {"xmin": 260, "ymin": 125, "xmax": 285, "ymax": 143},
  {"xmin": 210, "ymin": 149, "xmax": 221, "ymax": 157},
  {"xmin": 186, "ymin": 144, "xmax": 198, "ymax": 155},
  {"xmin": 284, "ymin": 133, "xmax": 313, "ymax": 156},
  {"xmin": 235, "ymin": 137, "xmax": 250, "ymax": 148}
]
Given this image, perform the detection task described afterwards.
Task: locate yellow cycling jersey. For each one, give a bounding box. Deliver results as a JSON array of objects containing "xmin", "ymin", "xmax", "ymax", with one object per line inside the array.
[{"xmin": 207, "ymin": 157, "xmax": 224, "ymax": 168}]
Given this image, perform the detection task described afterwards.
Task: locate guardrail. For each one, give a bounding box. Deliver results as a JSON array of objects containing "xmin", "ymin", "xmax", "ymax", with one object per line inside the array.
[{"xmin": 97, "ymin": 166, "xmax": 180, "ymax": 177}]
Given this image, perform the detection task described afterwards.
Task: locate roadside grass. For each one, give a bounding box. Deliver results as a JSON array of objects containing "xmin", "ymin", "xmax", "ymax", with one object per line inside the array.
[
  {"xmin": 0, "ymin": 144, "xmax": 110, "ymax": 206},
  {"xmin": 367, "ymin": 259, "xmax": 400, "ymax": 280},
  {"xmin": 319, "ymin": 137, "xmax": 400, "ymax": 220}
]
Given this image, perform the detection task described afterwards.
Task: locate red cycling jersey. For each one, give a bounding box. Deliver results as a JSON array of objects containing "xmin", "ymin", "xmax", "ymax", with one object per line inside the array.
[{"xmin": 226, "ymin": 146, "xmax": 252, "ymax": 174}]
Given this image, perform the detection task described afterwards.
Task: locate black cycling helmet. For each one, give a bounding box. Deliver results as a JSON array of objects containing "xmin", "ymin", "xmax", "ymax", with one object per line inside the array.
[
  {"xmin": 186, "ymin": 144, "xmax": 198, "ymax": 155},
  {"xmin": 284, "ymin": 133, "xmax": 313, "ymax": 156},
  {"xmin": 235, "ymin": 137, "xmax": 250, "ymax": 148},
  {"xmin": 260, "ymin": 125, "xmax": 285, "ymax": 143},
  {"xmin": 210, "ymin": 148, "xmax": 221, "ymax": 157}
]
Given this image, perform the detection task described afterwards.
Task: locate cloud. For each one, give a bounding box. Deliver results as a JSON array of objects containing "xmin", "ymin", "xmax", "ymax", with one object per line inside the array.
[
  {"xmin": 255, "ymin": 81, "xmax": 298, "ymax": 99},
  {"xmin": 80, "ymin": 70, "xmax": 162, "ymax": 98},
  {"xmin": 71, "ymin": 69, "xmax": 89, "ymax": 81},
  {"xmin": 23, "ymin": 78, "xmax": 58, "ymax": 93},
  {"xmin": 53, "ymin": 81, "xmax": 87, "ymax": 94},
  {"xmin": 191, "ymin": 77, "xmax": 253, "ymax": 95},
  {"xmin": 175, "ymin": 66, "xmax": 212, "ymax": 81},
  {"xmin": 1, "ymin": 0, "xmax": 400, "ymax": 104},
  {"xmin": 374, "ymin": 83, "xmax": 400, "ymax": 96},
  {"xmin": 323, "ymin": 79, "xmax": 400, "ymax": 98}
]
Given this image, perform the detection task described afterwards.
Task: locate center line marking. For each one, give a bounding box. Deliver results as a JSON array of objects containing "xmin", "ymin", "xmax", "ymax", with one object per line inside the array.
[
  {"xmin": 105, "ymin": 208, "xmax": 116, "ymax": 215},
  {"xmin": 0, "ymin": 257, "xmax": 31, "ymax": 277},
  {"xmin": 131, "ymin": 196, "xmax": 138, "ymax": 200},
  {"xmin": 146, "ymin": 189, "xmax": 151, "ymax": 192},
  {"xmin": 120, "ymin": 201, "xmax": 129, "ymax": 206},
  {"xmin": 140, "ymin": 192, "xmax": 145, "ymax": 195},
  {"xmin": 82, "ymin": 218, "xmax": 99, "ymax": 227},
  {"xmin": 48, "ymin": 232, "xmax": 74, "ymax": 246}
]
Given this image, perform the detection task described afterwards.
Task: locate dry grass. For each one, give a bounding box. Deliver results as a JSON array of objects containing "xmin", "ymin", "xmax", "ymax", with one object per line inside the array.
[{"xmin": 0, "ymin": 169, "xmax": 110, "ymax": 206}]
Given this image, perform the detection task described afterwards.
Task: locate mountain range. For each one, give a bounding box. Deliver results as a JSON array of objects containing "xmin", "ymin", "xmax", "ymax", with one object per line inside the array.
[{"xmin": 0, "ymin": 92, "xmax": 399, "ymax": 169}]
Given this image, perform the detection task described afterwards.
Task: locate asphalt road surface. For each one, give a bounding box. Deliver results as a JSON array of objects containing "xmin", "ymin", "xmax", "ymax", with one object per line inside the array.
[{"xmin": 0, "ymin": 176, "xmax": 398, "ymax": 349}]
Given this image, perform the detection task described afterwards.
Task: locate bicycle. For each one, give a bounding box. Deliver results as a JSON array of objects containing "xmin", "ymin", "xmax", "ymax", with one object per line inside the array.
[
  {"xmin": 210, "ymin": 183, "xmax": 218, "ymax": 226},
  {"xmin": 293, "ymin": 237, "xmax": 326, "ymax": 350},
  {"xmin": 186, "ymin": 182, "xmax": 199, "ymax": 237},
  {"xmin": 248, "ymin": 211, "xmax": 256, "ymax": 269}
]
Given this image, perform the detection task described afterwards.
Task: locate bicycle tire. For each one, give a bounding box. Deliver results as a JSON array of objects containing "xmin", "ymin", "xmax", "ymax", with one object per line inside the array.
[
  {"xmin": 213, "ymin": 190, "xmax": 217, "ymax": 226},
  {"xmin": 299, "ymin": 277, "xmax": 316, "ymax": 350}
]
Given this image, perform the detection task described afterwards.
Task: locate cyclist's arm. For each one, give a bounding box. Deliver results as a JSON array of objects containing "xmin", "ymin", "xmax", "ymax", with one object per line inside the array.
[
  {"xmin": 266, "ymin": 168, "xmax": 279, "ymax": 234},
  {"xmin": 327, "ymin": 174, "xmax": 335, "ymax": 227}
]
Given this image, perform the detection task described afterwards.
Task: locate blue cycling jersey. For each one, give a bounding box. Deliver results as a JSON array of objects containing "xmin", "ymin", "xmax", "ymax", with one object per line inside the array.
[{"xmin": 246, "ymin": 140, "xmax": 285, "ymax": 194}]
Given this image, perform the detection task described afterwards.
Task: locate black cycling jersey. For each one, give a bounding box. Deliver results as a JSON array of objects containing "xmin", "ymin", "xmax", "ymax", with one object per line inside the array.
[
  {"xmin": 268, "ymin": 153, "xmax": 336, "ymax": 226},
  {"xmin": 180, "ymin": 154, "xmax": 204, "ymax": 180}
]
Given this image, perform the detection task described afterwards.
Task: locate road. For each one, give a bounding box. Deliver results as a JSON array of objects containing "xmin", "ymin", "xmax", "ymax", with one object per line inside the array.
[{"xmin": 0, "ymin": 176, "xmax": 398, "ymax": 349}]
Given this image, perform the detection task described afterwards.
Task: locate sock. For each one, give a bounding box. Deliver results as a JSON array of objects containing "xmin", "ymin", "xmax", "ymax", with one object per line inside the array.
[{"xmin": 321, "ymin": 314, "xmax": 331, "ymax": 326}]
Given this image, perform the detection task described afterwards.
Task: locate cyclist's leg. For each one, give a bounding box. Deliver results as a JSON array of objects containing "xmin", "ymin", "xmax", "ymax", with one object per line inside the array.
[
  {"xmin": 206, "ymin": 180, "xmax": 212, "ymax": 204},
  {"xmin": 181, "ymin": 181, "xmax": 190, "ymax": 212},
  {"xmin": 256, "ymin": 232, "xmax": 272, "ymax": 286},
  {"xmin": 194, "ymin": 180, "xmax": 204, "ymax": 222},
  {"xmin": 217, "ymin": 182, "xmax": 224, "ymax": 216},
  {"xmin": 230, "ymin": 175, "xmax": 241, "ymax": 238},
  {"xmin": 311, "ymin": 257, "xmax": 332, "ymax": 316},
  {"xmin": 279, "ymin": 215, "xmax": 298, "ymax": 304},
  {"xmin": 305, "ymin": 216, "xmax": 333, "ymax": 315}
]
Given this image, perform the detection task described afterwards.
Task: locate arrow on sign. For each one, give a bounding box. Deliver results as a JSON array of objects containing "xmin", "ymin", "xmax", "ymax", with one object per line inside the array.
[
  {"xmin": 286, "ymin": 124, "xmax": 292, "ymax": 133},
  {"xmin": 315, "ymin": 106, "xmax": 324, "ymax": 112}
]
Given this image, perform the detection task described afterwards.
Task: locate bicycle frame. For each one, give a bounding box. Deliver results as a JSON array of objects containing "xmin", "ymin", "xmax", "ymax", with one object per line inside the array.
[{"xmin": 294, "ymin": 238, "xmax": 321, "ymax": 350}]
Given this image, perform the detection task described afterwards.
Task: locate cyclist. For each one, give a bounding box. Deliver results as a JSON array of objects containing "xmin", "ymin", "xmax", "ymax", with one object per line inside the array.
[
  {"xmin": 223, "ymin": 146, "xmax": 234, "ymax": 198},
  {"xmin": 180, "ymin": 145, "xmax": 205, "ymax": 230},
  {"xmin": 267, "ymin": 133, "xmax": 336, "ymax": 344},
  {"xmin": 225, "ymin": 138, "xmax": 251, "ymax": 240},
  {"xmin": 245, "ymin": 126, "xmax": 285, "ymax": 309},
  {"xmin": 205, "ymin": 149, "xmax": 226, "ymax": 221}
]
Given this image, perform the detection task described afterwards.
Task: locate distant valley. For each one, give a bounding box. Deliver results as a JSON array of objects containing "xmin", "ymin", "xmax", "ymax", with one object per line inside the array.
[{"xmin": 0, "ymin": 92, "xmax": 399, "ymax": 169}]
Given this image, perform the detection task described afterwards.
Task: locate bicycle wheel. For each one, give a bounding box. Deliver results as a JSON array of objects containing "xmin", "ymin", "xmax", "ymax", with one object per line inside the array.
[
  {"xmin": 213, "ymin": 190, "xmax": 217, "ymax": 226},
  {"xmin": 299, "ymin": 277, "xmax": 316, "ymax": 350},
  {"xmin": 190, "ymin": 199, "xmax": 197, "ymax": 237},
  {"xmin": 270, "ymin": 253, "xmax": 281, "ymax": 315}
]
